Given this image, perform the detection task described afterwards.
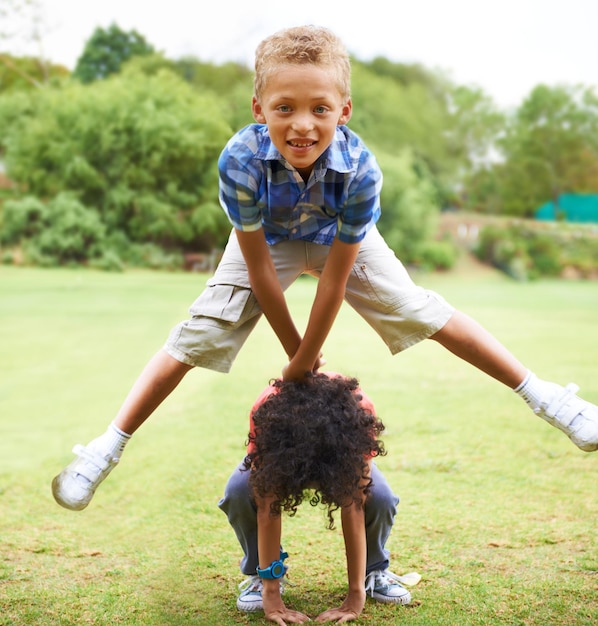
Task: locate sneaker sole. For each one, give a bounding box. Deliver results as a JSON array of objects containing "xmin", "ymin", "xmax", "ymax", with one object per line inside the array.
[
  {"xmin": 370, "ymin": 590, "xmax": 412, "ymax": 605},
  {"xmin": 236, "ymin": 599, "xmax": 263, "ymax": 612}
]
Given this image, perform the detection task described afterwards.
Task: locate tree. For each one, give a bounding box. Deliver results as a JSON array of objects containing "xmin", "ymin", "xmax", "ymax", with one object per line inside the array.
[
  {"xmin": 0, "ymin": 0, "xmax": 54, "ymax": 87},
  {"xmin": 0, "ymin": 53, "xmax": 68, "ymax": 92},
  {"xmin": 446, "ymin": 85, "xmax": 505, "ymax": 170},
  {"xmin": 73, "ymin": 23, "xmax": 155, "ymax": 83},
  {"xmin": 350, "ymin": 59, "xmax": 503, "ymax": 209},
  {"xmin": 496, "ymin": 85, "xmax": 598, "ymax": 216},
  {"xmin": 375, "ymin": 147, "xmax": 454, "ymax": 269},
  {"xmin": 126, "ymin": 54, "xmax": 255, "ymax": 131},
  {"xmin": 0, "ymin": 66, "xmax": 233, "ymax": 265}
]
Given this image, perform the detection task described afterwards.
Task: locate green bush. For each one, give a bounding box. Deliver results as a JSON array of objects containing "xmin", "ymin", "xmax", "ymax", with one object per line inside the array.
[
  {"xmin": 413, "ymin": 238, "xmax": 459, "ymax": 271},
  {"xmin": 0, "ymin": 67, "xmax": 233, "ymax": 261},
  {"xmin": 376, "ymin": 148, "xmax": 448, "ymax": 268},
  {"xmin": 474, "ymin": 222, "xmax": 598, "ymax": 280},
  {"xmin": 1, "ymin": 193, "xmax": 106, "ymax": 266}
]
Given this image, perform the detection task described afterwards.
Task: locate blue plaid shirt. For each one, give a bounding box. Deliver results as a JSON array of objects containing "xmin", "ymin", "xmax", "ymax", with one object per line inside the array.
[{"xmin": 218, "ymin": 124, "xmax": 382, "ymax": 246}]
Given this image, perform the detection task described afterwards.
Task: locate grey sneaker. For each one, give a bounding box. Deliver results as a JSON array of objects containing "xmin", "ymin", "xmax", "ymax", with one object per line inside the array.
[
  {"xmin": 52, "ymin": 444, "xmax": 119, "ymax": 510},
  {"xmin": 236, "ymin": 574, "xmax": 289, "ymax": 612},
  {"xmin": 535, "ymin": 383, "xmax": 598, "ymax": 452},
  {"xmin": 365, "ymin": 570, "xmax": 412, "ymax": 605}
]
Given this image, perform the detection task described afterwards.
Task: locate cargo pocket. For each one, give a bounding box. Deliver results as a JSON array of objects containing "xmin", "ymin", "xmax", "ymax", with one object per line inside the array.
[{"xmin": 189, "ymin": 284, "xmax": 259, "ymax": 325}]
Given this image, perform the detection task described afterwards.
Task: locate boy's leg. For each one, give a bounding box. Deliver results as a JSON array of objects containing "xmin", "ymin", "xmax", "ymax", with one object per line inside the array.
[
  {"xmin": 52, "ymin": 351, "xmax": 191, "ymax": 510},
  {"xmin": 52, "ymin": 233, "xmax": 313, "ymax": 511},
  {"xmin": 429, "ymin": 310, "xmax": 526, "ymax": 387},
  {"xmin": 114, "ymin": 350, "xmax": 193, "ymax": 434},
  {"xmin": 343, "ymin": 228, "xmax": 598, "ymax": 452}
]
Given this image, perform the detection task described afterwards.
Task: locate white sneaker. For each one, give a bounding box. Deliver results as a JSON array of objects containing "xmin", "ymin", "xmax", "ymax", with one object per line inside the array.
[
  {"xmin": 52, "ymin": 444, "xmax": 119, "ymax": 510},
  {"xmin": 236, "ymin": 573, "xmax": 289, "ymax": 612},
  {"xmin": 365, "ymin": 570, "xmax": 412, "ymax": 605},
  {"xmin": 535, "ymin": 383, "xmax": 598, "ymax": 452}
]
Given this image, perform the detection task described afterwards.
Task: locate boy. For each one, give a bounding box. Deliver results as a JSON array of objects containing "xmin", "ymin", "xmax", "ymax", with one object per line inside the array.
[
  {"xmin": 53, "ymin": 25, "xmax": 598, "ymax": 512},
  {"xmin": 219, "ymin": 373, "xmax": 417, "ymax": 623}
]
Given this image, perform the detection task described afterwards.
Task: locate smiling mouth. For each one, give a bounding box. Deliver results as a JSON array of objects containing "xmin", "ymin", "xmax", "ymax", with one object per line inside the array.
[{"xmin": 288, "ymin": 140, "xmax": 316, "ymax": 148}]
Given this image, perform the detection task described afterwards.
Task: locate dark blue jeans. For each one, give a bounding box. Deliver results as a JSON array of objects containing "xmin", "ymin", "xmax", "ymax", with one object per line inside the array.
[{"xmin": 218, "ymin": 461, "xmax": 399, "ymax": 575}]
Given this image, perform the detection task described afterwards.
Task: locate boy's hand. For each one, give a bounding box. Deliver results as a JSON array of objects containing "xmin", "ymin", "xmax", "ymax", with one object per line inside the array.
[
  {"xmin": 282, "ymin": 352, "xmax": 325, "ymax": 381},
  {"xmin": 263, "ymin": 592, "xmax": 311, "ymax": 625},
  {"xmin": 315, "ymin": 590, "xmax": 365, "ymax": 623}
]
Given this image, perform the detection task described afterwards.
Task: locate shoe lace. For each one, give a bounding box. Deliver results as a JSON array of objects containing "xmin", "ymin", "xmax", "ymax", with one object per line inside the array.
[
  {"xmin": 238, "ymin": 575, "xmax": 262, "ymax": 593},
  {"xmin": 365, "ymin": 569, "xmax": 402, "ymax": 596}
]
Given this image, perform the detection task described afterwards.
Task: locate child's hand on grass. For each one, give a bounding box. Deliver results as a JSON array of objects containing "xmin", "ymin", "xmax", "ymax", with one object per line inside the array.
[
  {"xmin": 315, "ymin": 591, "xmax": 365, "ymax": 623},
  {"xmin": 263, "ymin": 592, "xmax": 311, "ymax": 625}
]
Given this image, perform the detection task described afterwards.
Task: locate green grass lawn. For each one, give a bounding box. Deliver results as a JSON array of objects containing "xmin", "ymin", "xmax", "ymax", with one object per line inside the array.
[{"xmin": 1, "ymin": 262, "xmax": 597, "ymax": 625}]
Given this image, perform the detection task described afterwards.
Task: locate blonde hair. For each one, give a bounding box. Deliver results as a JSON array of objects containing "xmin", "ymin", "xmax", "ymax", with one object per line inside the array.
[{"xmin": 254, "ymin": 25, "xmax": 351, "ymax": 101}]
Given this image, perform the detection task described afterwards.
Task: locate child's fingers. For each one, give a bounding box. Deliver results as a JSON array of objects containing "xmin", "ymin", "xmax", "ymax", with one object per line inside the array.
[
  {"xmin": 316, "ymin": 608, "xmax": 359, "ymax": 623},
  {"xmin": 267, "ymin": 609, "xmax": 311, "ymax": 624}
]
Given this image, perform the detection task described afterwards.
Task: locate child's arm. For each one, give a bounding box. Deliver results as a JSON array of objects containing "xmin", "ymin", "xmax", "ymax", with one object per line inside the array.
[
  {"xmin": 316, "ymin": 469, "xmax": 369, "ymax": 623},
  {"xmin": 236, "ymin": 229, "xmax": 303, "ymax": 360},
  {"xmin": 256, "ymin": 494, "xmax": 311, "ymax": 625},
  {"xmin": 284, "ymin": 237, "xmax": 361, "ymax": 381}
]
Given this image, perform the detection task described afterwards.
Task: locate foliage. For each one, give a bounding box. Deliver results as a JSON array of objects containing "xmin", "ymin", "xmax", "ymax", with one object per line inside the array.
[
  {"xmin": 351, "ymin": 61, "xmax": 455, "ymax": 203},
  {"xmin": 0, "ymin": 53, "xmax": 69, "ymax": 91},
  {"xmin": 352, "ymin": 59, "xmax": 505, "ymax": 207},
  {"xmin": 0, "ymin": 66, "xmax": 233, "ymax": 267},
  {"xmin": 1, "ymin": 22, "xmax": 598, "ymax": 271},
  {"xmin": 448, "ymin": 84, "xmax": 505, "ymax": 169},
  {"xmin": 376, "ymin": 147, "xmax": 457, "ymax": 269},
  {"xmin": 173, "ymin": 57, "xmax": 253, "ymax": 97},
  {"xmin": 464, "ymin": 85, "xmax": 598, "ymax": 216},
  {"xmin": 72, "ymin": 22, "xmax": 155, "ymax": 83},
  {"xmin": 474, "ymin": 221, "xmax": 598, "ymax": 280},
  {"xmin": 126, "ymin": 54, "xmax": 255, "ymax": 130},
  {"xmin": 0, "ymin": 0, "xmax": 57, "ymax": 87},
  {"xmin": 1, "ymin": 193, "xmax": 105, "ymax": 265}
]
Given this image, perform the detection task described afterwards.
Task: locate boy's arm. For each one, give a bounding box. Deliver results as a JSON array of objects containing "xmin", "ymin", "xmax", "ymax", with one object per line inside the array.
[
  {"xmin": 256, "ymin": 494, "xmax": 311, "ymax": 624},
  {"xmin": 284, "ymin": 237, "xmax": 360, "ymax": 381},
  {"xmin": 236, "ymin": 229, "xmax": 302, "ymax": 360}
]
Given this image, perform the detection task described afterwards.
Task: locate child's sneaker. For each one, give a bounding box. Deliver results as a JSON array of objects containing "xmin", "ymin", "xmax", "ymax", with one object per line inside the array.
[
  {"xmin": 236, "ymin": 574, "xmax": 289, "ymax": 612},
  {"xmin": 535, "ymin": 383, "xmax": 598, "ymax": 452},
  {"xmin": 365, "ymin": 570, "xmax": 412, "ymax": 605},
  {"xmin": 51, "ymin": 444, "xmax": 119, "ymax": 510}
]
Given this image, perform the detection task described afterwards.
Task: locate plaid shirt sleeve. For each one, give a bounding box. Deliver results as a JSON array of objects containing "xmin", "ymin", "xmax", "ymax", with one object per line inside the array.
[
  {"xmin": 218, "ymin": 127, "xmax": 263, "ymax": 232},
  {"xmin": 336, "ymin": 147, "xmax": 382, "ymax": 244}
]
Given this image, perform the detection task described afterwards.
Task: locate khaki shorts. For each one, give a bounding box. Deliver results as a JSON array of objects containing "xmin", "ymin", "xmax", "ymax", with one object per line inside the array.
[{"xmin": 164, "ymin": 227, "xmax": 455, "ymax": 372}]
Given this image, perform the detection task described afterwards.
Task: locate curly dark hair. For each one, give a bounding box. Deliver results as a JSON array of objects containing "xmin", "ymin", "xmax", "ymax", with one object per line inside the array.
[{"xmin": 243, "ymin": 373, "xmax": 386, "ymax": 529}]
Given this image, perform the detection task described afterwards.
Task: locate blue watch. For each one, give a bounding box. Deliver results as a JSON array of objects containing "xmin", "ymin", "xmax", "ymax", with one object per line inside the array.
[{"xmin": 256, "ymin": 550, "xmax": 289, "ymax": 579}]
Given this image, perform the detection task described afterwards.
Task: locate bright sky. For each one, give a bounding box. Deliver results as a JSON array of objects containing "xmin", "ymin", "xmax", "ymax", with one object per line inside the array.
[{"xmin": 6, "ymin": 0, "xmax": 598, "ymax": 109}]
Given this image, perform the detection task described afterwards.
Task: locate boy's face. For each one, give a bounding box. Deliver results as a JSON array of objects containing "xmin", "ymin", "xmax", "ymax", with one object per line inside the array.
[{"xmin": 252, "ymin": 64, "xmax": 352, "ymax": 179}]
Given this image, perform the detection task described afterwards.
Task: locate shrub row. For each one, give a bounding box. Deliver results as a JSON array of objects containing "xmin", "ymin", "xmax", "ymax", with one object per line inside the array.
[{"xmin": 474, "ymin": 221, "xmax": 598, "ymax": 280}]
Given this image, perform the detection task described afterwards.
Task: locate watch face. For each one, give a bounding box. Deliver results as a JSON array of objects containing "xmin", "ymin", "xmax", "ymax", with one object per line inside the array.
[
  {"xmin": 258, "ymin": 559, "xmax": 285, "ymax": 579},
  {"xmin": 271, "ymin": 561, "xmax": 285, "ymax": 578}
]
